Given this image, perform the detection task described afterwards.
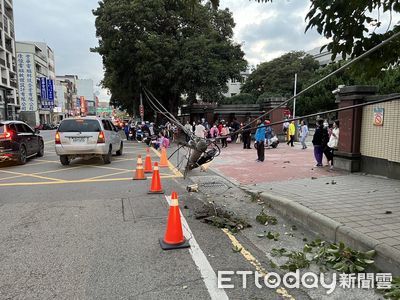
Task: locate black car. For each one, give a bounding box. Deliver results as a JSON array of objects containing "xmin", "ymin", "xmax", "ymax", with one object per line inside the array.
[{"xmin": 0, "ymin": 121, "xmax": 44, "ymax": 164}]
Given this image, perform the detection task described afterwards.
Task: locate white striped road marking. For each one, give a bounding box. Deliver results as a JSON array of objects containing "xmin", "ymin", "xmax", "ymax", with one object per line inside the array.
[{"xmin": 165, "ymin": 195, "xmax": 229, "ymax": 300}]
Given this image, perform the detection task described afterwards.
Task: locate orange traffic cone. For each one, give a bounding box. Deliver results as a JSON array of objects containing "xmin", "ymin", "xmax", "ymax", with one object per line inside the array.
[
  {"xmin": 160, "ymin": 191, "xmax": 190, "ymax": 250},
  {"xmin": 148, "ymin": 162, "xmax": 164, "ymax": 194},
  {"xmin": 144, "ymin": 148, "xmax": 153, "ymax": 173},
  {"xmin": 159, "ymin": 147, "xmax": 169, "ymax": 168},
  {"xmin": 133, "ymin": 155, "xmax": 146, "ymax": 180}
]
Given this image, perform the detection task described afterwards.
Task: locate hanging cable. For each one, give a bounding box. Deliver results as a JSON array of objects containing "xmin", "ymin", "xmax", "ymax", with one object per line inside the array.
[{"xmin": 227, "ymin": 30, "xmax": 400, "ymax": 137}]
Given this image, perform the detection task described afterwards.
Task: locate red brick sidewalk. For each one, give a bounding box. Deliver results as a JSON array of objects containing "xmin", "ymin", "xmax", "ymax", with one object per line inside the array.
[{"xmin": 211, "ymin": 142, "xmax": 345, "ymax": 184}]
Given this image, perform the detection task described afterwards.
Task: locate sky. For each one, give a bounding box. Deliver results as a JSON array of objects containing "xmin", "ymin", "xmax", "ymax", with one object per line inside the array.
[
  {"xmin": 13, "ymin": 0, "xmax": 335, "ymax": 102},
  {"xmin": 220, "ymin": 0, "xmax": 328, "ymax": 67}
]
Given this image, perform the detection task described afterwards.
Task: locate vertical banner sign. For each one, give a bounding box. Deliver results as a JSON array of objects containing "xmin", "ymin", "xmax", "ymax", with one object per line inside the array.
[
  {"xmin": 40, "ymin": 77, "xmax": 48, "ymax": 108},
  {"xmin": 80, "ymin": 96, "xmax": 86, "ymax": 113},
  {"xmin": 17, "ymin": 53, "xmax": 37, "ymax": 111},
  {"xmin": 373, "ymin": 108, "xmax": 384, "ymax": 126},
  {"xmin": 76, "ymin": 97, "xmax": 81, "ymax": 108},
  {"xmin": 47, "ymin": 79, "xmax": 54, "ymax": 108}
]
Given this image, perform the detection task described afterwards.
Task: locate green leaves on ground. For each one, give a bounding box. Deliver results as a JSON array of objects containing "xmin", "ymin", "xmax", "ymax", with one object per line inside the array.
[
  {"xmin": 257, "ymin": 231, "xmax": 279, "ymax": 241},
  {"xmin": 256, "ymin": 209, "xmax": 277, "ymax": 225},
  {"xmin": 304, "ymin": 239, "xmax": 376, "ymax": 273},
  {"xmin": 382, "ymin": 276, "xmax": 400, "ymax": 299},
  {"xmin": 270, "ymin": 239, "xmax": 376, "ymax": 273},
  {"xmin": 270, "ymin": 248, "xmax": 310, "ymax": 271}
]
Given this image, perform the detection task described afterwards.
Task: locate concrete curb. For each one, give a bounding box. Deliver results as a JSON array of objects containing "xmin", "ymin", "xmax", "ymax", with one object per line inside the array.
[{"xmin": 244, "ymin": 189, "xmax": 400, "ymax": 275}]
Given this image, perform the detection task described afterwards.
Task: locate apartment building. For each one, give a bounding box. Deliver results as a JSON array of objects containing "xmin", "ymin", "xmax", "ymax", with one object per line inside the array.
[{"xmin": 0, "ymin": 0, "xmax": 17, "ymax": 121}]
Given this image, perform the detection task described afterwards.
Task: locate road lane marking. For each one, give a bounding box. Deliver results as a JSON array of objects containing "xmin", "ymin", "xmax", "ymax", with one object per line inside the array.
[
  {"xmin": 222, "ymin": 228, "xmax": 295, "ymax": 300},
  {"xmin": 0, "ymin": 174, "xmax": 26, "ymax": 181},
  {"xmin": 165, "ymin": 195, "xmax": 229, "ymax": 300},
  {"xmin": 150, "ymin": 147, "xmax": 184, "ymax": 177},
  {"xmin": 44, "ymin": 140, "xmax": 54, "ymax": 145},
  {"xmin": 0, "ymin": 169, "xmax": 65, "ymax": 182},
  {"xmin": 0, "ymin": 175, "xmax": 179, "ymax": 187},
  {"xmin": 84, "ymin": 170, "xmax": 132, "ymax": 181}
]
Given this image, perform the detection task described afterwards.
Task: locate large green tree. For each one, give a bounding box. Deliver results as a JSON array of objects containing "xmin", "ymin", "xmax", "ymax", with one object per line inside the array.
[
  {"xmin": 241, "ymin": 51, "xmax": 320, "ymax": 99},
  {"xmin": 294, "ymin": 62, "xmax": 400, "ymax": 117},
  {"xmin": 92, "ymin": 0, "xmax": 246, "ymax": 115}
]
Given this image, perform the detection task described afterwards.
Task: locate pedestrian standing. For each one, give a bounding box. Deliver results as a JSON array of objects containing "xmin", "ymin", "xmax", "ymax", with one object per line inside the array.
[
  {"xmin": 265, "ymin": 120, "xmax": 272, "ymax": 148},
  {"xmin": 210, "ymin": 124, "xmax": 219, "ymax": 139},
  {"xmin": 218, "ymin": 121, "xmax": 223, "ymax": 135},
  {"xmin": 287, "ymin": 121, "xmax": 296, "ymax": 147},
  {"xmin": 312, "ymin": 119, "xmax": 329, "ymax": 167},
  {"xmin": 194, "ymin": 121, "xmax": 206, "ymax": 138},
  {"xmin": 283, "ymin": 119, "xmax": 289, "ymax": 141},
  {"xmin": 242, "ymin": 118, "xmax": 251, "ymax": 149},
  {"xmin": 324, "ymin": 120, "xmax": 340, "ymax": 169},
  {"xmin": 300, "ymin": 120, "xmax": 309, "ymax": 149},
  {"xmin": 255, "ymin": 119, "xmax": 266, "ymax": 162},
  {"xmin": 221, "ymin": 124, "xmax": 229, "ymax": 148},
  {"xmin": 184, "ymin": 121, "xmax": 192, "ymax": 142}
]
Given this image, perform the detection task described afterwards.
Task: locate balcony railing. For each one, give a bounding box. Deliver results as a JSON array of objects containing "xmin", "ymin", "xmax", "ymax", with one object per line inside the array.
[
  {"xmin": 5, "ymin": 43, "xmax": 12, "ymax": 52},
  {"xmin": 4, "ymin": 10, "xmax": 12, "ymax": 21}
]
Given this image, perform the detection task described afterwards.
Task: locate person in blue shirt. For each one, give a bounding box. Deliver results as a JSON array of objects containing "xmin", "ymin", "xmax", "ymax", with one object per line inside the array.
[
  {"xmin": 255, "ymin": 119, "xmax": 266, "ymax": 162},
  {"xmin": 265, "ymin": 120, "xmax": 273, "ymax": 148}
]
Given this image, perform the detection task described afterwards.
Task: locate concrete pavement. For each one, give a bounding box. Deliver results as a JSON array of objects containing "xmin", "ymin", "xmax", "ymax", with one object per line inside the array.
[{"xmin": 209, "ymin": 142, "xmax": 400, "ymax": 275}]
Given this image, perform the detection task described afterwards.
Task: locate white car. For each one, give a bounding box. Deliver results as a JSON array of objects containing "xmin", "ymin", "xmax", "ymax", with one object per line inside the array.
[{"xmin": 55, "ymin": 117, "xmax": 124, "ymax": 165}]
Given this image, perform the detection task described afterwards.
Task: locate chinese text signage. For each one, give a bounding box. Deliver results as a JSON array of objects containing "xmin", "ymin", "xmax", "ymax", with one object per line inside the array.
[{"xmin": 17, "ymin": 53, "xmax": 37, "ymax": 111}]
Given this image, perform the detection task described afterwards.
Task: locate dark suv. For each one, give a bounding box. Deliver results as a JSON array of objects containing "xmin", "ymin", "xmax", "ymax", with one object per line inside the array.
[{"xmin": 0, "ymin": 121, "xmax": 44, "ymax": 164}]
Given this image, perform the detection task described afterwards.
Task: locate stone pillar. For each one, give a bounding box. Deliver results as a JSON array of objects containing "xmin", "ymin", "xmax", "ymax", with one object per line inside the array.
[{"xmin": 334, "ymin": 86, "xmax": 377, "ymax": 172}]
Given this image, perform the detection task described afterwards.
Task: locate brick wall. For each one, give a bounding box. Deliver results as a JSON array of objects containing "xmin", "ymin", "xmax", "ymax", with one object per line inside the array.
[{"xmin": 360, "ymin": 99, "xmax": 400, "ymax": 163}]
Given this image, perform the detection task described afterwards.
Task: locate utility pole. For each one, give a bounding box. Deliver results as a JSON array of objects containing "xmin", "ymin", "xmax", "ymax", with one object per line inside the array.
[
  {"xmin": 139, "ymin": 83, "xmax": 144, "ymax": 122},
  {"xmin": 293, "ymin": 73, "xmax": 297, "ymax": 119}
]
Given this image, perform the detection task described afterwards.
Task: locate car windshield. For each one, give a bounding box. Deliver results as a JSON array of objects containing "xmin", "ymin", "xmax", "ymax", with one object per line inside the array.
[{"xmin": 58, "ymin": 119, "xmax": 101, "ymax": 133}]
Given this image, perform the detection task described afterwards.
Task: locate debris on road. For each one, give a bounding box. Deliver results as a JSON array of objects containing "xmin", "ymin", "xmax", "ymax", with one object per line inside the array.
[
  {"xmin": 256, "ymin": 209, "xmax": 278, "ymax": 225},
  {"xmin": 186, "ymin": 184, "xmax": 199, "ymax": 192},
  {"xmin": 194, "ymin": 202, "xmax": 251, "ymax": 232}
]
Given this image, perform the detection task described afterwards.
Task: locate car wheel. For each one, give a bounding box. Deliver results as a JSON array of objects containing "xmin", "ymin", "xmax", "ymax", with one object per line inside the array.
[
  {"xmin": 37, "ymin": 140, "xmax": 44, "ymax": 157},
  {"xmin": 18, "ymin": 145, "xmax": 27, "ymax": 165},
  {"xmin": 116, "ymin": 142, "xmax": 123, "ymax": 156},
  {"xmin": 60, "ymin": 155, "xmax": 70, "ymax": 166},
  {"xmin": 103, "ymin": 146, "xmax": 112, "ymax": 164}
]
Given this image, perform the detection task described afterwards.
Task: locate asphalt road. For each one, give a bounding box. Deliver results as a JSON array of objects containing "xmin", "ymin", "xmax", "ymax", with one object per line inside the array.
[
  {"xmin": 0, "ymin": 130, "xmax": 285, "ymax": 299},
  {"xmin": 0, "ymin": 131, "xmax": 381, "ymax": 299}
]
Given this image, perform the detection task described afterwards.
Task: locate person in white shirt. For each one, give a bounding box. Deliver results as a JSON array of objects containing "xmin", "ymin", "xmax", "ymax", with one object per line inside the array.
[
  {"xmin": 194, "ymin": 121, "xmax": 206, "ymax": 138},
  {"xmin": 324, "ymin": 120, "xmax": 340, "ymax": 169}
]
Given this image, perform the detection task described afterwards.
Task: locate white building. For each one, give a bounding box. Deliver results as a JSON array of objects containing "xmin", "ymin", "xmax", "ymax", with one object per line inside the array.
[
  {"xmin": 16, "ymin": 41, "xmax": 56, "ymax": 126},
  {"xmin": 223, "ymin": 67, "xmax": 253, "ymax": 98},
  {"xmin": 0, "ymin": 0, "xmax": 17, "ymax": 121},
  {"xmin": 306, "ymin": 47, "xmax": 342, "ymax": 66}
]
